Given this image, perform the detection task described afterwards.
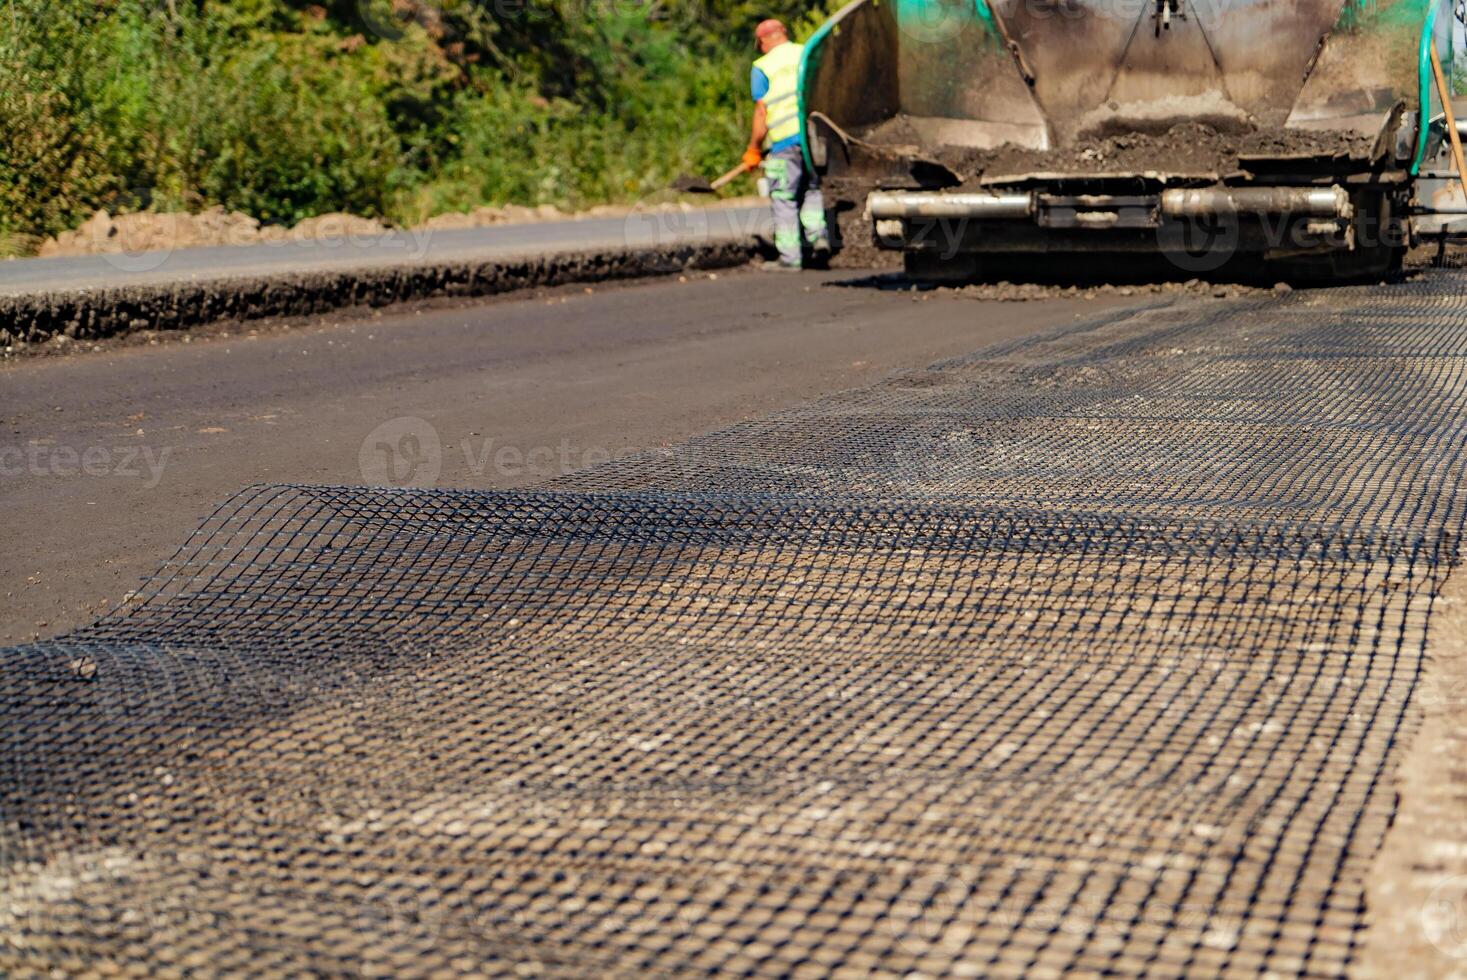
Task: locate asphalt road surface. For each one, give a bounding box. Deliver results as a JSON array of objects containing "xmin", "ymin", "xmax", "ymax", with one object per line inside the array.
[
  {"xmin": 0, "ymin": 269, "xmax": 1123, "ymax": 643},
  {"xmin": 7, "ymin": 269, "xmax": 1467, "ymax": 977}
]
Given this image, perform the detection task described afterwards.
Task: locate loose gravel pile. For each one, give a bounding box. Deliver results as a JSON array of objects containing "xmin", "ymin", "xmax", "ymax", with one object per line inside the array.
[{"xmin": 859, "ymin": 118, "xmax": 1376, "ymax": 182}]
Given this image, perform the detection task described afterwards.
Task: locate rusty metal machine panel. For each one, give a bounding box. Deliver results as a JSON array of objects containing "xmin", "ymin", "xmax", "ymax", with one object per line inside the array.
[
  {"xmin": 804, "ymin": 0, "xmax": 1441, "ymax": 152},
  {"xmin": 994, "ymin": 0, "xmax": 1346, "ymax": 142},
  {"xmin": 1292, "ymin": 0, "xmax": 1443, "ymax": 134}
]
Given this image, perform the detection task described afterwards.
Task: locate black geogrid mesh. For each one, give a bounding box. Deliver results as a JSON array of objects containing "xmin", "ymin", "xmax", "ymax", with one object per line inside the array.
[{"xmin": 4, "ymin": 275, "xmax": 1467, "ymax": 977}]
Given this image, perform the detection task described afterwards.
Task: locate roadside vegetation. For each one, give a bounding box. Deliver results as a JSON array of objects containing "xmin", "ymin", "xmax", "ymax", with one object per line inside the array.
[{"xmin": 0, "ymin": 0, "xmax": 828, "ymax": 251}]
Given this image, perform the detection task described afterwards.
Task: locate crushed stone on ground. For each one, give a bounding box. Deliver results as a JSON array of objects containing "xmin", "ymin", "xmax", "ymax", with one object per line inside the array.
[
  {"xmin": 856, "ymin": 118, "xmax": 1377, "ymax": 182},
  {"xmin": 6, "ymin": 274, "xmax": 1467, "ymax": 976}
]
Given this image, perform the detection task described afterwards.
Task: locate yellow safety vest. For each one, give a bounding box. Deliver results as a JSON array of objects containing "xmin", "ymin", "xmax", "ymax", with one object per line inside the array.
[{"xmin": 754, "ymin": 41, "xmax": 803, "ymax": 151}]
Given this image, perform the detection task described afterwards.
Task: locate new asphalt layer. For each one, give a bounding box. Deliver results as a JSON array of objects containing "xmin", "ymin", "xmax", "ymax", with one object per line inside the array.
[
  {"xmin": 0, "ymin": 204, "xmax": 772, "ymax": 347},
  {"xmin": 0, "ymin": 267, "xmax": 1121, "ymax": 643}
]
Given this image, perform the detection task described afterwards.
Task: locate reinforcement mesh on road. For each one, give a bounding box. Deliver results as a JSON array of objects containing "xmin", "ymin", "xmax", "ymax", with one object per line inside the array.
[{"xmin": 4, "ymin": 274, "xmax": 1467, "ymax": 978}]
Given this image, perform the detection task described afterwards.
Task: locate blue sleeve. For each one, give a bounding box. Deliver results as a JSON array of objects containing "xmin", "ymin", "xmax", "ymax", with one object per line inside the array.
[{"xmin": 751, "ymin": 67, "xmax": 769, "ymax": 103}]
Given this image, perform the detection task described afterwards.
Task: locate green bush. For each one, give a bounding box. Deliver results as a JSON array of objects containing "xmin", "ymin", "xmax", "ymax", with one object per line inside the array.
[
  {"xmin": 196, "ymin": 36, "xmax": 407, "ymax": 222},
  {"xmin": 0, "ymin": 0, "xmax": 823, "ymax": 246},
  {"xmin": 0, "ymin": 70, "xmax": 114, "ymax": 244},
  {"xmin": 0, "ymin": 3, "xmax": 115, "ymax": 240}
]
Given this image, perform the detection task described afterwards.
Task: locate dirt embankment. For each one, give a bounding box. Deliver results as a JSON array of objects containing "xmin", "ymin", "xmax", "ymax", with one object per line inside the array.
[{"xmin": 33, "ymin": 198, "xmax": 764, "ymax": 260}]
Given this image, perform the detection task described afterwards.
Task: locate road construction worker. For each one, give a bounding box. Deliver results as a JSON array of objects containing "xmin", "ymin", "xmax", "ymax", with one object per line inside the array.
[{"xmin": 744, "ymin": 18, "xmax": 830, "ymax": 271}]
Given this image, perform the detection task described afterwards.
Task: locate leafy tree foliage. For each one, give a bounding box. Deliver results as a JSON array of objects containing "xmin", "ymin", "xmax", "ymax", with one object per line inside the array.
[{"xmin": 0, "ymin": 0, "xmax": 833, "ymax": 244}]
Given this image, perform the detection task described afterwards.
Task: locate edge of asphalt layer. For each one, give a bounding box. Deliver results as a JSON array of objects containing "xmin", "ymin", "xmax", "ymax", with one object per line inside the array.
[{"xmin": 0, "ymin": 209, "xmax": 770, "ymax": 348}]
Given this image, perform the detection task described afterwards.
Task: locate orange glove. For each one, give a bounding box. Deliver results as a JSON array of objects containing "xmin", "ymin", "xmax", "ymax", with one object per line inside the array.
[{"xmin": 741, "ymin": 147, "xmax": 763, "ymax": 170}]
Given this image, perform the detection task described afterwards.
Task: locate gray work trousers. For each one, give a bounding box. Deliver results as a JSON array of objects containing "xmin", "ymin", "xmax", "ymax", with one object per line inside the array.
[{"xmin": 764, "ymin": 146, "xmax": 829, "ymax": 267}]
